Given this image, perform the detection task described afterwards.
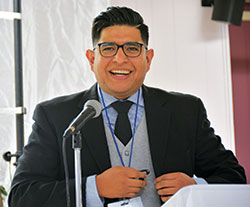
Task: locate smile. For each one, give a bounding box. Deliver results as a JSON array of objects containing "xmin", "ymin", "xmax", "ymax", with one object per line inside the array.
[{"xmin": 110, "ymin": 70, "xmax": 132, "ymax": 76}]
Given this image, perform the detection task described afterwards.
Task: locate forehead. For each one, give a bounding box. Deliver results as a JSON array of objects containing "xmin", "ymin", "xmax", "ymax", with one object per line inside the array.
[{"xmin": 99, "ymin": 25, "xmax": 142, "ymax": 44}]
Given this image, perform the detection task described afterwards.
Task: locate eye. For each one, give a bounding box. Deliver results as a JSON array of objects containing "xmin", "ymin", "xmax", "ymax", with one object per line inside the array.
[
  {"xmin": 124, "ymin": 42, "xmax": 140, "ymax": 53},
  {"xmin": 127, "ymin": 46, "xmax": 139, "ymax": 51},
  {"xmin": 100, "ymin": 43, "xmax": 116, "ymax": 52},
  {"xmin": 125, "ymin": 43, "xmax": 140, "ymax": 53},
  {"xmin": 102, "ymin": 46, "xmax": 115, "ymax": 51}
]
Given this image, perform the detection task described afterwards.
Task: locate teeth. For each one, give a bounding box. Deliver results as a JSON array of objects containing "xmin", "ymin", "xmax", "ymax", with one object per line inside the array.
[{"xmin": 111, "ymin": 70, "xmax": 130, "ymax": 75}]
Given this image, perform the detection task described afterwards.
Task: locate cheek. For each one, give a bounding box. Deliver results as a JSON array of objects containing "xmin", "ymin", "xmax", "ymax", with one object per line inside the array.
[
  {"xmin": 94, "ymin": 56, "xmax": 110, "ymax": 68},
  {"xmin": 135, "ymin": 59, "xmax": 149, "ymax": 74},
  {"xmin": 93, "ymin": 59, "xmax": 110, "ymax": 77}
]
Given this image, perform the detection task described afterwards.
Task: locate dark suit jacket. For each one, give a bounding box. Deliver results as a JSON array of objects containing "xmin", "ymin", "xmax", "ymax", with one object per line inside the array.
[{"xmin": 8, "ymin": 84, "xmax": 246, "ymax": 207}]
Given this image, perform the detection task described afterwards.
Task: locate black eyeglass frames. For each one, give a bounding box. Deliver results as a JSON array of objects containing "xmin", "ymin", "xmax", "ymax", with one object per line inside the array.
[{"xmin": 93, "ymin": 42, "xmax": 148, "ymax": 57}]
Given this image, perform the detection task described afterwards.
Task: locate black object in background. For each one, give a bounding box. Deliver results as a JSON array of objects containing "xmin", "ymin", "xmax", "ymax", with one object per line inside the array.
[
  {"xmin": 212, "ymin": 0, "xmax": 245, "ymax": 26},
  {"xmin": 201, "ymin": 0, "xmax": 246, "ymax": 26}
]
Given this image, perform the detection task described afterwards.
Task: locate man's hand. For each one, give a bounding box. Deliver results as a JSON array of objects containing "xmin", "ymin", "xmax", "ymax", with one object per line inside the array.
[
  {"xmin": 155, "ymin": 172, "xmax": 196, "ymax": 202},
  {"xmin": 96, "ymin": 166, "xmax": 147, "ymax": 198}
]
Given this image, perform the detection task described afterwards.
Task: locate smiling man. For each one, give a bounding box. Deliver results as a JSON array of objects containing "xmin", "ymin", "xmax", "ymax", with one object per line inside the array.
[
  {"xmin": 9, "ymin": 6, "xmax": 246, "ymax": 207},
  {"xmin": 86, "ymin": 25, "xmax": 153, "ymax": 100}
]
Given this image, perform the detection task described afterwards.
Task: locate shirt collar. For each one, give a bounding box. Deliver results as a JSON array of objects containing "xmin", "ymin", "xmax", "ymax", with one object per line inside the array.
[{"xmin": 97, "ymin": 84, "xmax": 144, "ymax": 108}]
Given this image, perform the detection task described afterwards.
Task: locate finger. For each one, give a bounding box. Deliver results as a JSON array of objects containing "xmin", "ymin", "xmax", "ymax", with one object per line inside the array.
[
  {"xmin": 155, "ymin": 179, "xmax": 176, "ymax": 190},
  {"xmin": 157, "ymin": 186, "xmax": 178, "ymax": 196},
  {"xmin": 128, "ymin": 179, "xmax": 147, "ymax": 188},
  {"xmin": 137, "ymin": 171, "xmax": 147, "ymax": 179},
  {"xmin": 155, "ymin": 175, "xmax": 165, "ymax": 183},
  {"xmin": 126, "ymin": 192, "xmax": 137, "ymax": 198},
  {"xmin": 127, "ymin": 186, "xmax": 143, "ymax": 194},
  {"xmin": 155, "ymin": 173, "xmax": 177, "ymax": 183},
  {"xmin": 127, "ymin": 168, "xmax": 147, "ymax": 179},
  {"xmin": 160, "ymin": 172, "xmax": 190, "ymax": 181},
  {"xmin": 124, "ymin": 184, "xmax": 145, "ymax": 198},
  {"xmin": 161, "ymin": 195, "xmax": 172, "ymax": 202}
]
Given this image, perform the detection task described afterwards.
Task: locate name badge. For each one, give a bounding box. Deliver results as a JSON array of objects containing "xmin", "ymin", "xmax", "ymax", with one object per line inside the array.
[{"xmin": 108, "ymin": 197, "xmax": 144, "ymax": 207}]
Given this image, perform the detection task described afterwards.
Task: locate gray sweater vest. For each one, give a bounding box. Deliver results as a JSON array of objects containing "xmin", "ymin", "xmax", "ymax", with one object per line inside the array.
[{"xmin": 104, "ymin": 114, "xmax": 162, "ymax": 207}]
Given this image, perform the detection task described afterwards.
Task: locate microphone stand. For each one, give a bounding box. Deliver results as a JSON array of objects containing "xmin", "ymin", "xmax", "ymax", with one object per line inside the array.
[{"xmin": 72, "ymin": 131, "xmax": 83, "ymax": 207}]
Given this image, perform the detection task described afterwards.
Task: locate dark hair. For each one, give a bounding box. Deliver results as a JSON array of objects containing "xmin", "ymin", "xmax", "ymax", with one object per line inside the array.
[{"xmin": 92, "ymin": 6, "xmax": 149, "ymax": 46}]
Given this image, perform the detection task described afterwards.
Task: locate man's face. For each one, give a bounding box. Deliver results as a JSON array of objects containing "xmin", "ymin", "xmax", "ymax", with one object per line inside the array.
[{"xmin": 86, "ymin": 25, "xmax": 154, "ymax": 99}]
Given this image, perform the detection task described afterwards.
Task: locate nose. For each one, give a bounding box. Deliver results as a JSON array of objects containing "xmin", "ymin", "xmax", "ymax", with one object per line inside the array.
[{"xmin": 113, "ymin": 47, "xmax": 128, "ymax": 63}]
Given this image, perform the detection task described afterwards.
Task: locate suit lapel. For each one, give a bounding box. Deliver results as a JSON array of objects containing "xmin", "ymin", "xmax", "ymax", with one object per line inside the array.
[
  {"xmin": 143, "ymin": 85, "xmax": 171, "ymax": 177},
  {"xmin": 83, "ymin": 116, "xmax": 111, "ymax": 172},
  {"xmin": 78, "ymin": 84, "xmax": 111, "ymax": 172}
]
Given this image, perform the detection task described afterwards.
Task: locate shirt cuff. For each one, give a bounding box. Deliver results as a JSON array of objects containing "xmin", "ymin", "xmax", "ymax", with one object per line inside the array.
[
  {"xmin": 86, "ymin": 175, "xmax": 103, "ymax": 207},
  {"xmin": 193, "ymin": 177, "xmax": 208, "ymax": 184}
]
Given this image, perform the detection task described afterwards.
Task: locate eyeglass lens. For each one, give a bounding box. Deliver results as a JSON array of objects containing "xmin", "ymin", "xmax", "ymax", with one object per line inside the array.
[{"xmin": 99, "ymin": 42, "xmax": 141, "ymax": 57}]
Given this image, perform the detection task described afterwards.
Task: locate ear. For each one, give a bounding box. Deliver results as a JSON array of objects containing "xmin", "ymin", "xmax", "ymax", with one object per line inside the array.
[
  {"xmin": 86, "ymin": 49, "xmax": 95, "ymax": 71},
  {"xmin": 146, "ymin": 49, "xmax": 154, "ymax": 72}
]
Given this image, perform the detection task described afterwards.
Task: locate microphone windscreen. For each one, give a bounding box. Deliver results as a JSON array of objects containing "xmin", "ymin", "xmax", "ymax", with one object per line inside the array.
[{"xmin": 84, "ymin": 100, "xmax": 102, "ymax": 118}]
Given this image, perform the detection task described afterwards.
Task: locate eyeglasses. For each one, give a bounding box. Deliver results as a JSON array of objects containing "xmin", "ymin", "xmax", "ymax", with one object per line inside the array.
[{"xmin": 94, "ymin": 42, "xmax": 147, "ymax": 58}]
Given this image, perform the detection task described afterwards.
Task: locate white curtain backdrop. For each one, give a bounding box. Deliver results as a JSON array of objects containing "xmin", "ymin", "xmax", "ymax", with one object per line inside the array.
[
  {"xmin": 0, "ymin": 0, "xmax": 109, "ymax": 205},
  {"xmin": 0, "ymin": 1, "xmax": 16, "ymax": 205},
  {"xmin": 0, "ymin": 0, "xmax": 236, "ymax": 205},
  {"xmin": 22, "ymin": 0, "xmax": 109, "ymax": 139}
]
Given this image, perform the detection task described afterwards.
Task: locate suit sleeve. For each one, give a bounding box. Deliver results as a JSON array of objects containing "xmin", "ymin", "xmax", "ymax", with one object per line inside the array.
[
  {"xmin": 194, "ymin": 98, "xmax": 246, "ymax": 183},
  {"xmin": 8, "ymin": 103, "xmax": 87, "ymax": 207}
]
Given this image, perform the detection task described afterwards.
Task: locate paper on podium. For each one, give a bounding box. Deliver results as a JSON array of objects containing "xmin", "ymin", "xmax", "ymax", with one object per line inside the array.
[{"xmin": 161, "ymin": 184, "xmax": 250, "ymax": 207}]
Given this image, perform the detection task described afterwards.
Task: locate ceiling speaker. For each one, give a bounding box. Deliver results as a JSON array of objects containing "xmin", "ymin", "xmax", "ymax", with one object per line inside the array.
[{"xmin": 202, "ymin": 0, "xmax": 246, "ymax": 26}]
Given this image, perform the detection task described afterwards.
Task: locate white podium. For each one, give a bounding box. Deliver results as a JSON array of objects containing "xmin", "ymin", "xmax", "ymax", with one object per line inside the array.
[{"xmin": 161, "ymin": 184, "xmax": 250, "ymax": 207}]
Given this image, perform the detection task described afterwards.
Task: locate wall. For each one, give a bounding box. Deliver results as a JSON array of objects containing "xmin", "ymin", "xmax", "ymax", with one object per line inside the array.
[
  {"xmin": 230, "ymin": 3, "xmax": 250, "ymax": 183},
  {"xmin": 110, "ymin": 0, "xmax": 235, "ymax": 151}
]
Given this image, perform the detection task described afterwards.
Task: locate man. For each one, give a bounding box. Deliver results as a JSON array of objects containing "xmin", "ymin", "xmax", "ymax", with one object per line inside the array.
[{"xmin": 9, "ymin": 6, "xmax": 246, "ymax": 207}]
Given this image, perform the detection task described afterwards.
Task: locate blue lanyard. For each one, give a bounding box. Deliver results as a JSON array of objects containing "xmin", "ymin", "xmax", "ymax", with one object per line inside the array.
[{"xmin": 99, "ymin": 86, "xmax": 140, "ymax": 167}]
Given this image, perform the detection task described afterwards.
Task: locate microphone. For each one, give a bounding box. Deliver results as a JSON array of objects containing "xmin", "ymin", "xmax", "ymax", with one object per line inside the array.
[{"xmin": 63, "ymin": 100, "xmax": 102, "ymax": 138}]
